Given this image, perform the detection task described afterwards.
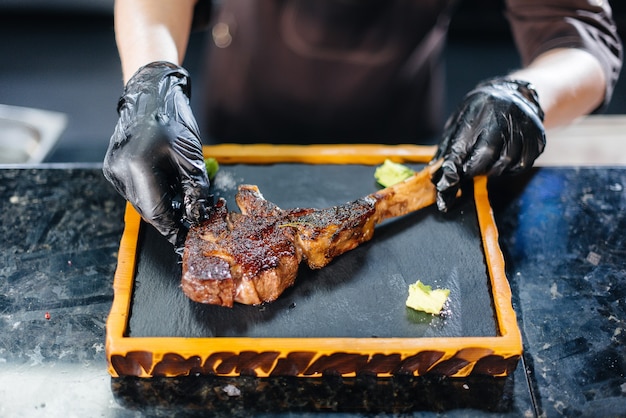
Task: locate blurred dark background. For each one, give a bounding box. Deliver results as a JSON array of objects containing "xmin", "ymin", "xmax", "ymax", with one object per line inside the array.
[{"xmin": 1, "ymin": 0, "xmax": 624, "ymax": 163}]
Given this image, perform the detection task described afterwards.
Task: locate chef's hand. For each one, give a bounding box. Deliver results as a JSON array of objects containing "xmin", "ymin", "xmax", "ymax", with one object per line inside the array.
[
  {"xmin": 103, "ymin": 61, "xmax": 211, "ymax": 246},
  {"xmin": 432, "ymin": 78, "xmax": 546, "ymax": 212}
]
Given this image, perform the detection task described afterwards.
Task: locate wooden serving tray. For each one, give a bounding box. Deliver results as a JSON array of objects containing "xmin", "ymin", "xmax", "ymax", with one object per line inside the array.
[{"xmin": 105, "ymin": 144, "xmax": 521, "ymax": 378}]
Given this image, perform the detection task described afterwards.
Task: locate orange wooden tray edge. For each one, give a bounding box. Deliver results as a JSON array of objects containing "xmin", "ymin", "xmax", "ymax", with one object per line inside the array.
[{"xmin": 105, "ymin": 144, "xmax": 522, "ymax": 378}]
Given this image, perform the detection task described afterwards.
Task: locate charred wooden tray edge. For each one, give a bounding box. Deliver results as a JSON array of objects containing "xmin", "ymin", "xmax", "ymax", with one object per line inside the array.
[{"xmin": 105, "ymin": 144, "xmax": 522, "ymax": 379}]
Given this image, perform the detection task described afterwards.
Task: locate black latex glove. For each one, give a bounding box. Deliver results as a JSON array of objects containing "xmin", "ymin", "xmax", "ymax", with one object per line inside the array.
[
  {"xmin": 103, "ymin": 61, "xmax": 211, "ymax": 245},
  {"xmin": 432, "ymin": 78, "xmax": 546, "ymax": 212}
]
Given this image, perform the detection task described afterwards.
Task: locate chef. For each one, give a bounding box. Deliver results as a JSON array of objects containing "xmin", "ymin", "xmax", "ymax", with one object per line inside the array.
[{"xmin": 103, "ymin": 0, "xmax": 622, "ymax": 245}]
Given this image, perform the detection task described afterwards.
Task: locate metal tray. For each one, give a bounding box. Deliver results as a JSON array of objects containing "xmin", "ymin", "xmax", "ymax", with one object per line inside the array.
[
  {"xmin": 0, "ymin": 104, "xmax": 66, "ymax": 164},
  {"xmin": 106, "ymin": 144, "xmax": 521, "ymax": 378}
]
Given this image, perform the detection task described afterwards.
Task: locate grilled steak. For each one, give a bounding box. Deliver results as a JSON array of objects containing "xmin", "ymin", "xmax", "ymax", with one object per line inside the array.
[{"xmin": 182, "ymin": 163, "xmax": 440, "ymax": 307}]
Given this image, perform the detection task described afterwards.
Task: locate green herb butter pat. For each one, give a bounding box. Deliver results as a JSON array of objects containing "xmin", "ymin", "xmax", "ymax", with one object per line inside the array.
[
  {"xmin": 406, "ymin": 280, "xmax": 450, "ymax": 315},
  {"xmin": 374, "ymin": 159, "xmax": 415, "ymax": 187},
  {"xmin": 204, "ymin": 157, "xmax": 219, "ymax": 180}
]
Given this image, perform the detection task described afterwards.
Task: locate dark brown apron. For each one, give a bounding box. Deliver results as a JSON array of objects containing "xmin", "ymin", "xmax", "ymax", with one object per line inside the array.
[{"xmin": 202, "ymin": 0, "xmax": 458, "ymax": 144}]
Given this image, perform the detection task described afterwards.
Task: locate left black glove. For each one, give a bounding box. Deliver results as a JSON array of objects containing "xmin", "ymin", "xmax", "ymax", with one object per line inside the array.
[
  {"xmin": 432, "ymin": 78, "xmax": 546, "ymax": 212},
  {"xmin": 103, "ymin": 61, "xmax": 211, "ymax": 246}
]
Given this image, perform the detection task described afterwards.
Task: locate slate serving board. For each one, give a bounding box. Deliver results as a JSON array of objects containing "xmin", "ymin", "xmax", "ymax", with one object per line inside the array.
[{"xmin": 126, "ymin": 163, "xmax": 496, "ymax": 340}]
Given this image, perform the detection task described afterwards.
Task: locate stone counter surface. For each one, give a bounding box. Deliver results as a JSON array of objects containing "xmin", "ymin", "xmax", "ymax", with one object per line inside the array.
[{"xmin": 0, "ymin": 166, "xmax": 624, "ymax": 417}]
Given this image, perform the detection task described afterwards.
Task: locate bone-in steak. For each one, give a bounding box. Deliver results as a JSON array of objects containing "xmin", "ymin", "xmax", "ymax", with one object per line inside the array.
[{"xmin": 182, "ymin": 163, "xmax": 440, "ymax": 307}]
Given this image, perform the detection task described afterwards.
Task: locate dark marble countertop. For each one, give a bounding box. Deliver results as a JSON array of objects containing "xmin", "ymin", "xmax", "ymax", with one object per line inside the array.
[{"xmin": 0, "ymin": 164, "xmax": 624, "ymax": 417}]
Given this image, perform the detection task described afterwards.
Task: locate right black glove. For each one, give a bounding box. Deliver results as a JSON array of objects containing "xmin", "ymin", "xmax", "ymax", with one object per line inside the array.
[
  {"xmin": 432, "ymin": 78, "xmax": 546, "ymax": 212},
  {"xmin": 103, "ymin": 61, "xmax": 211, "ymax": 245}
]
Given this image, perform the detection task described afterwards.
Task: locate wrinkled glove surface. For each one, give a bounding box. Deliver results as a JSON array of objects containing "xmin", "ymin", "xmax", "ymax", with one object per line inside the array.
[
  {"xmin": 432, "ymin": 78, "xmax": 546, "ymax": 212},
  {"xmin": 103, "ymin": 61, "xmax": 211, "ymax": 245}
]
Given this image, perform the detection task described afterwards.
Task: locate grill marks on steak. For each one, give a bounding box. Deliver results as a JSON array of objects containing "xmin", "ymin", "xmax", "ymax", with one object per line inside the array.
[
  {"xmin": 182, "ymin": 189, "xmax": 302, "ymax": 307},
  {"xmin": 182, "ymin": 187, "xmax": 378, "ymax": 306},
  {"xmin": 182, "ymin": 163, "xmax": 439, "ymax": 307}
]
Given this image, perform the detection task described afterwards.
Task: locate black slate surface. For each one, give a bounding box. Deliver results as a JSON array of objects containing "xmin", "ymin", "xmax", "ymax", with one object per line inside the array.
[{"xmin": 128, "ymin": 163, "xmax": 497, "ymax": 339}]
